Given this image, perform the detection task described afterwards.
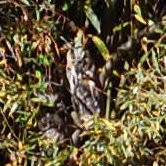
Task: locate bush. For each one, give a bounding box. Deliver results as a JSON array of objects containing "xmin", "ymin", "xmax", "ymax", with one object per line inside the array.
[{"xmin": 0, "ymin": 0, "xmax": 165, "ymax": 165}]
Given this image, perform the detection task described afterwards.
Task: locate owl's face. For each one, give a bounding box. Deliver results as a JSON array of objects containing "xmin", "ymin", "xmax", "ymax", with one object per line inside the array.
[
  {"xmin": 67, "ymin": 47, "xmax": 85, "ymax": 65},
  {"xmin": 66, "ymin": 47, "xmax": 87, "ymax": 95},
  {"xmin": 66, "ymin": 47, "xmax": 85, "ymax": 75}
]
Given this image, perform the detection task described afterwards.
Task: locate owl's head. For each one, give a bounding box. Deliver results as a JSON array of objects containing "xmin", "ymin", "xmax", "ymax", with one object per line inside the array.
[{"xmin": 66, "ymin": 47, "xmax": 85, "ymax": 69}]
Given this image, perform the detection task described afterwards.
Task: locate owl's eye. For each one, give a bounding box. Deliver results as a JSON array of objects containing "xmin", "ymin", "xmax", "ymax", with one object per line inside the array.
[
  {"xmin": 67, "ymin": 49, "xmax": 75, "ymax": 60},
  {"xmin": 67, "ymin": 66, "xmax": 71, "ymax": 71},
  {"xmin": 77, "ymin": 59, "xmax": 82, "ymax": 65}
]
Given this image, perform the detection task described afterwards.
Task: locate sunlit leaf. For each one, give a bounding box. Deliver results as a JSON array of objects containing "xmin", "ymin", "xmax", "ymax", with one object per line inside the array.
[
  {"xmin": 134, "ymin": 5, "xmax": 147, "ymax": 25},
  {"xmin": 89, "ymin": 35, "xmax": 110, "ymax": 60},
  {"xmin": 113, "ymin": 22, "xmax": 130, "ymax": 32},
  {"xmin": 140, "ymin": 53, "xmax": 148, "ymax": 64},
  {"xmin": 74, "ymin": 29, "xmax": 85, "ymax": 48},
  {"xmin": 134, "ymin": 14, "xmax": 147, "ymax": 25},
  {"xmin": 43, "ymin": 57, "xmax": 50, "ymax": 66},
  {"xmin": 62, "ymin": 0, "xmax": 72, "ymax": 11},
  {"xmin": 134, "ymin": 4, "xmax": 142, "ymax": 16},
  {"xmin": 148, "ymin": 19, "xmax": 154, "ymax": 26},
  {"xmin": 124, "ymin": 61, "xmax": 129, "ymax": 71},
  {"xmin": 31, "ymin": 97, "xmax": 44, "ymax": 103},
  {"xmin": 0, "ymin": 91, "xmax": 6, "ymax": 98},
  {"xmin": 9, "ymin": 103, "xmax": 19, "ymax": 117},
  {"xmin": 101, "ymin": 118, "xmax": 115, "ymax": 131},
  {"xmin": 120, "ymin": 101, "xmax": 132, "ymax": 110},
  {"xmin": 35, "ymin": 70, "xmax": 42, "ymax": 84},
  {"xmin": 151, "ymin": 49, "xmax": 159, "ymax": 71},
  {"xmin": 84, "ymin": 6, "xmax": 101, "ymax": 33},
  {"xmin": 154, "ymin": 28, "xmax": 164, "ymax": 34},
  {"xmin": 20, "ymin": 0, "xmax": 30, "ymax": 6}
]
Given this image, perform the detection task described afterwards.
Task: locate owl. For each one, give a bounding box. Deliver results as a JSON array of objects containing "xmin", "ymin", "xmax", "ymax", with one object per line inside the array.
[{"xmin": 66, "ymin": 46, "xmax": 101, "ymax": 115}]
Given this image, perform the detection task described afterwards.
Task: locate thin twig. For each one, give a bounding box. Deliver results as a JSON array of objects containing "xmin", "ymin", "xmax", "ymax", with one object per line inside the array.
[{"xmin": 105, "ymin": 82, "xmax": 112, "ymax": 119}]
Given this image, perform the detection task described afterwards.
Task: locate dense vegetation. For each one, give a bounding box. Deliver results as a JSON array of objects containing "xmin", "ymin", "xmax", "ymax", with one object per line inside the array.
[{"xmin": 0, "ymin": 0, "xmax": 165, "ymax": 165}]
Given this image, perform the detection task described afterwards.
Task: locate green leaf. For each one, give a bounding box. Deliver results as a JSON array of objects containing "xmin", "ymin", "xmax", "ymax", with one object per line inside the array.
[
  {"xmin": 134, "ymin": 14, "xmax": 147, "ymax": 25},
  {"xmin": 113, "ymin": 22, "xmax": 130, "ymax": 32},
  {"xmin": 20, "ymin": 0, "xmax": 30, "ymax": 6},
  {"xmin": 35, "ymin": 70, "xmax": 41, "ymax": 79},
  {"xmin": 31, "ymin": 97, "xmax": 44, "ymax": 103},
  {"xmin": 151, "ymin": 49, "xmax": 159, "ymax": 71},
  {"xmin": 62, "ymin": 0, "xmax": 71, "ymax": 11},
  {"xmin": 134, "ymin": 4, "xmax": 142, "ymax": 16},
  {"xmin": 39, "ymin": 54, "xmax": 45, "ymax": 61},
  {"xmin": 74, "ymin": 30, "xmax": 84, "ymax": 48},
  {"xmin": 84, "ymin": 6, "xmax": 101, "ymax": 33},
  {"xmin": 139, "ymin": 53, "xmax": 148, "ymax": 64},
  {"xmin": 43, "ymin": 57, "xmax": 50, "ymax": 66},
  {"xmin": 120, "ymin": 101, "xmax": 133, "ymax": 110},
  {"xmin": 148, "ymin": 19, "xmax": 154, "ymax": 26},
  {"xmin": 154, "ymin": 28, "xmax": 164, "ymax": 34},
  {"xmin": 134, "ymin": 4, "xmax": 147, "ymax": 25},
  {"xmin": 124, "ymin": 61, "xmax": 129, "ymax": 71},
  {"xmin": 90, "ymin": 35, "xmax": 110, "ymax": 60},
  {"xmin": 35, "ymin": 70, "xmax": 42, "ymax": 84},
  {"xmin": 9, "ymin": 103, "xmax": 19, "ymax": 117},
  {"xmin": 35, "ymin": 9, "xmax": 40, "ymax": 21},
  {"xmin": 39, "ymin": 54, "xmax": 50, "ymax": 66}
]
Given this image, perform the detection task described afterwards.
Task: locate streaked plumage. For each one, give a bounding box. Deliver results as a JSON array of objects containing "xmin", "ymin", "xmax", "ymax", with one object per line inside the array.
[{"xmin": 66, "ymin": 47, "xmax": 101, "ymax": 114}]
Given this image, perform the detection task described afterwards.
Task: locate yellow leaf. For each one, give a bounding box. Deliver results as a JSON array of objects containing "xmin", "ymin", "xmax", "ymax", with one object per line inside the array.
[
  {"xmin": 134, "ymin": 4, "xmax": 142, "ymax": 15},
  {"xmin": 0, "ymin": 59, "xmax": 7, "ymax": 67},
  {"xmin": 134, "ymin": 14, "xmax": 147, "ymax": 25},
  {"xmin": 84, "ymin": 6, "xmax": 101, "ymax": 33},
  {"xmin": 74, "ymin": 29, "xmax": 85, "ymax": 47},
  {"xmin": 0, "ymin": 91, "xmax": 6, "ymax": 98},
  {"xmin": 101, "ymin": 118, "xmax": 115, "ymax": 131},
  {"xmin": 18, "ymin": 141, "xmax": 23, "ymax": 150},
  {"xmin": 89, "ymin": 35, "xmax": 110, "ymax": 60}
]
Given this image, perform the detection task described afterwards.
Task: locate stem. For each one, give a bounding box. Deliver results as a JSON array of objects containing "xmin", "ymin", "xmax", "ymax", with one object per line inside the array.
[
  {"xmin": 105, "ymin": 82, "xmax": 112, "ymax": 119},
  {"xmin": 0, "ymin": 108, "xmax": 19, "ymax": 141}
]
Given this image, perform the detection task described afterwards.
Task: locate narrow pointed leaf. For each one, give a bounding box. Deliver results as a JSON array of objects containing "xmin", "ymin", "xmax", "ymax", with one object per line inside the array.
[
  {"xmin": 84, "ymin": 6, "xmax": 101, "ymax": 33},
  {"xmin": 90, "ymin": 35, "xmax": 110, "ymax": 60}
]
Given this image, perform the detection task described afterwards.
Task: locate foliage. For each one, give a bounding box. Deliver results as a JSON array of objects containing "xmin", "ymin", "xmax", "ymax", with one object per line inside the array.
[
  {"xmin": 0, "ymin": 0, "xmax": 166, "ymax": 165},
  {"xmin": 77, "ymin": 63, "xmax": 166, "ymax": 165}
]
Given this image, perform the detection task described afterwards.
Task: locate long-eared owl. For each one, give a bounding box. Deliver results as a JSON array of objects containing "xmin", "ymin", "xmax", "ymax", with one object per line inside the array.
[{"xmin": 66, "ymin": 45, "xmax": 101, "ymax": 115}]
